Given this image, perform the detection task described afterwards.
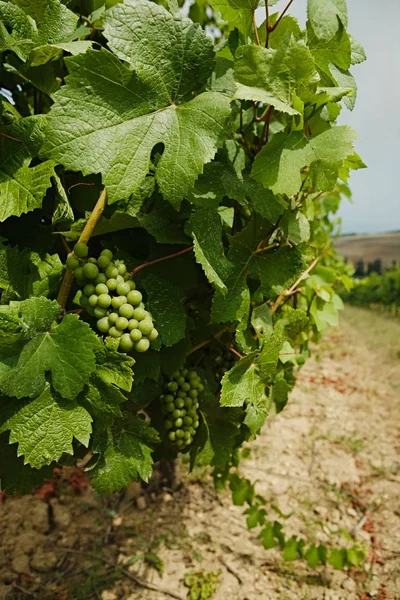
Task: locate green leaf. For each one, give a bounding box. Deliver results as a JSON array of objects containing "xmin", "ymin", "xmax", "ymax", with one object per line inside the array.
[
  {"xmin": 307, "ymin": 0, "xmax": 348, "ymax": 41},
  {"xmin": 253, "ymin": 245, "xmax": 306, "ymax": 296},
  {"xmin": 258, "ymin": 523, "xmax": 276, "ymax": 549},
  {"xmin": 189, "ymin": 208, "xmax": 233, "ymax": 294},
  {"xmin": 91, "ymin": 416, "xmax": 159, "ymax": 492},
  {"xmin": 94, "ymin": 345, "xmax": 135, "ymax": 392},
  {"xmin": 209, "ymin": 0, "xmax": 254, "ymax": 37},
  {"xmin": 0, "ymin": 432, "xmax": 53, "ymax": 495},
  {"xmin": 141, "ymin": 272, "xmax": 186, "ymax": 347},
  {"xmin": 245, "ymin": 178, "xmax": 286, "ymax": 224},
  {"xmin": 220, "ymin": 353, "xmax": 264, "ymax": 407},
  {"xmin": 41, "ymin": 0, "xmax": 232, "ymax": 207},
  {"xmin": 0, "ymin": 116, "xmax": 55, "ymax": 222},
  {"xmin": 234, "ymin": 38, "xmax": 317, "ymax": 115},
  {"xmin": 0, "ymin": 0, "xmax": 78, "ymax": 62},
  {"xmin": 82, "ymin": 375, "xmax": 126, "ymax": 428},
  {"xmin": 305, "ymin": 544, "xmax": 322, "ymax": 567},
  {"xmin": 0, "ymin": 384, "xmax": 92, "ymax": 468},
  {"xmin": 252, "ymin": 127, "xmax": 357, "ymax": 196},
  {"xmin": 307, "ymin": 20, "xmax": 351, "ymax": 82},
  {"xmin": 0, "ymin": 308, "xmax": 98, "ymax": 400}
]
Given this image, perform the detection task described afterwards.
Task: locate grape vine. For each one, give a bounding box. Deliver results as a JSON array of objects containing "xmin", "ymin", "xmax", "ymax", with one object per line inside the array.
[{"xmin": 0, "ymin": 0, "xmax": 366, "ymax": 568}]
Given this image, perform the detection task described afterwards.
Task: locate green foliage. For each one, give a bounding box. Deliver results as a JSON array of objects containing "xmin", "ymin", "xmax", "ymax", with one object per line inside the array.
[
  {"xmin": 184, "ymin": 570, "xmax": 221, "ymax": 600},
  {"xmin": 0, "ymin": 0, "xmax": 365, "ymax": 572},
  {"xmin": 341, "ymin": 265, "xmax": 400, "ymax": 311}
]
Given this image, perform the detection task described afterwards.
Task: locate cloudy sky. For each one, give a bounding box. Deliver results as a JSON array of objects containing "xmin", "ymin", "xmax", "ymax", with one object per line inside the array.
[{"xmin": 258, "ymin": 0, "xmax": 399, "ymax": 234}]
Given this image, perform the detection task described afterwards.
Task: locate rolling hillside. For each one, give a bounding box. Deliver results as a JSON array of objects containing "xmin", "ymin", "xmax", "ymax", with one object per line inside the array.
[{"xmin": 335, "ymin": 232, "xmax": 400, "ymax": 270}]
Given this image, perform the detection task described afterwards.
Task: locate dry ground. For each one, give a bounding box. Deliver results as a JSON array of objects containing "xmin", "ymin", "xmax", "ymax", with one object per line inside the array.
[{"xmin": 0, "ymin": 306, "xmax": 399, "ymax": 600}]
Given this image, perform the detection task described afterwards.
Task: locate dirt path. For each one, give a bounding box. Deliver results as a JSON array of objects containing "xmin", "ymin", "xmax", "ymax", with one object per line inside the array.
[{"xmin": 1, "ymin": 307, "xmax": 399, "ymax": 600}]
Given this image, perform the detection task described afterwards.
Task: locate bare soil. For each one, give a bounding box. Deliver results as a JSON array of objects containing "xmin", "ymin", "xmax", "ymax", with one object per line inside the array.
[{"xmin": 1, "ymin": 306, "xmax": 399, "ymax": 600}]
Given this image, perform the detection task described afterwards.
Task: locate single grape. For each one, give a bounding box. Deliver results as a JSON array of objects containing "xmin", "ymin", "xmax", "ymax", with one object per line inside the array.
[
  {"xmin": 165, "ymin": 419, "xmax": 173, "ymax": 429},
  {"xmin": 166, "ymin": 403, "xmax": 175, "ymax": 413},
  {"xmin": 193, "ymin": 420, "xmax": 199, "ymax": 429},
  {"xmin": 117, "ymin": 263, "xmax": 127, "ymax": 276},
  {"xmin": 147, "ymin": 328, "xmax": 159, "ymax": 341},
  {"xmin": 109, "ymin": 326, "xmax": 123, "ymax": 338},
  {"xmin": 175, "ymin": 399, "xmax": 185, "ymax": 409},
  {"xmin": 88, "ymin": 257, "xmax": 97, "ymax": 264},
  {"xmin": 98, "ymin": 255, "xmax": 111, "ymax": 270},
  {"xmin": 119, "ymin": 333, "xmax": 134, "ymax": 352},
  {"xmin": 95, "ymin": 273, "xmax": 107, "ymax": 285},
  {"xmin": 98, "ymin": 293, "xmax": 112, "ymax": 308},
  {"xmin": 66, "ymin": 254, "xmax": 80, "ymax": 270},
  {"xmin": 127, "ymin": 290, "xmax": 142, "ymax": 306},
  {"xmin": 176, "ymin": 376, "xmax": 185, "ymax": 386},
  {"xmin": 94, "ymin": 306, "xmax": 108, "ymax": 319},
  {"xmin": 198, "ymin": 384, "xmax": 204, "ymax": 392},
  {"xmin": 116, "ymin": 281, "xmax": 131, "ymax": 296},
  {"xmin": 175, "ymin": 429, "xmax": 184, "ymax": 439},
  {"xmin": 119, "ymin": 304, "xmax": 134, "ymax": 319},
  {"xmin": 128, "ymin": 280, "xmax": 136, "ymax": 290},
  {"xmin": 168, "ymin": 431, "xmax": 176, "ymax": 442},
  {"xmin": 132, "ymin": 307, "xmax": 146, "ymax": 321},
  {"xmin": 184, "ymin": 431, "xmax": 191, "ymax": 440},
  {"xmin": 183, "ymin": 416, "xmax": 193, "ymax": 426},
  {"xmin": 83, "ymin": 284, "xmax": 95, "ymax": 297},
  {"xmin": 181, "ymin": 368, "xmax": 188, "ymax": 377},
  {"xmin": 116, "ymin": 316, "xmax": 129, "ymax": 330},
  {"xmin": 135, "ymin": 338, "xmax": 150, "ymax": 353},
  {"xmin": 184, "ymin": 398, "xmax": 193, "ymax": 408},
  {"xmin": 172, "ymin": 409, "xmax": 181, "ymax": 419},
  {"xmin": 188, "ymin": 371, "xmax": 198, "ymax": 379},
  {"xmin": 95, "ymin": 283, "xmax": 108, "ymax": 295},
  {"xmin": 116, "ymin": 274, "xmax": 125, "ymax": 284},
  {"xmin": 181, "ymin": 382, "xmax": 190, "ymax": 392},
  {"xmin": 189, "ymin": 389, "xmax": 198, "ymax": 399},
  {"xmin": 97, "ymin": 317, "xmax": 110, "ymax": 333},
  {"xmin": 88, "ymin": 294, "xmax": 98, "ymax": 308},
  {"xmin": 105, "ymin": 264, "xmax": 118, "ymax": 279},
  {"xmin": 74, "ymin": 242, "xmax": 88, "ymax": 258},
  {"xmin": 83, "ymin": 263, "xmax": 99, "ymax": 279},
  {"xmin": 189, "ymin": 427, "xmax": 195, "ymax": 436},
  {"xmin": 174, "ymin": 418, "xmax": 183, "ymax": 428},
  {"xmin": 188, "ymin": 408, "xmax": 197, "ymax": 418},
  {"xmin": 100, "ymin": 249, "xmax": 113, "ymax": 260},
  {"xmin": 177, "ymin": 391, "xmax": 187, "ymax": 399},
  {"xmin": 139, "ymin": 302, "xmax": 145, "ymax": 309},
  {"xmin": 74, "ymin": 266, "xmax": 85, "ymax": 280},
  {"xmin": 138, "ymin": 320, "xmax": 153, "ymax": 335},
  {"xmin": 168, "ymin": 381, "xmax": 178, "ymax": 392},
  {"xmin": 111, "ymin": 295, "xmax": 127, "ymax": 310},
  {"xmin": 108, "ymin": 312, "xmax": 119, "ymax": 325},
  {"xmin": 105, "ymin": 279, "xmax": 116, "ymax": 292},
  {"xmin": 130, "ymin": 328, "xmax": 142, "ymax": 342},
  {"xmin": 128, "ymin": 319, "xmax": 139, "ymax": 330}
]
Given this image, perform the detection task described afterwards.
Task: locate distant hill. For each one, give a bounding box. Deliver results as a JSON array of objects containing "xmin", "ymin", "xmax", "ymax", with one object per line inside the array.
[{"xmin": 334, "ymin": 232, "xmax": 400, "ymax": 270}]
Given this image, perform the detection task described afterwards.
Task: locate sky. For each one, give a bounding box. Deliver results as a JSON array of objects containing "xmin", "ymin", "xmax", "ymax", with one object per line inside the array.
[{"xmin": 256, "ymin": 0, "xmax": 400, "ymax": 234}]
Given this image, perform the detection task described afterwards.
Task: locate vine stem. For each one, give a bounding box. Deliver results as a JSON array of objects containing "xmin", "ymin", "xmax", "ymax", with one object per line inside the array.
[
  {"xmin": 270, "ymin": 257, "xmax": 319, "ymax": 315},
  {"xmin": 252, "ymin": 9, "xmax": 260, "ymax": 45},
  {"xmin": 56, "ymin": 187, "xmax": 108, "ymax": 309},
  {"xmin": 269, "ymin": 0, "xmax": 295, "ymax": 33},
  {"xmin": 131, "ymin": 245, "xmax": 194, "ymax": 277}
]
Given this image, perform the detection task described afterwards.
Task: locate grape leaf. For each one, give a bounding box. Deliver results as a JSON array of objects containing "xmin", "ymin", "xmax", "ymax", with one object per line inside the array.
[
  {"xmin": 252, "ymin": 126, "xmax": 357, "ymax": 196},
  {"xmin": 81, "ymin": 375, "xmax": 126, "ymax": 429},
  {"xmin": 91, "ymin": 417, "xmax": 159, "ymax": 492},
  {"xmin": 234, "ymin": 39, "xmax": 317, "ymax": 115},
  {"xmin": 0, "ymin": 116, "xmax": 56, "ymax": 222},
  {"xmin": 209, "ymin": 0, "xmax": 256, "ymax": 37},
  {"xmin": 0, "ymin": 0, "xmax": 78, "ymax": 62},
  {"xmin": 252, "ymin": 245, "xmax": 306, "ymax": 296},
  {"xmin": 94, "ymin": 345, "xmax": 135, "ymax": 392},
  {"xmin": 0, "ymin": 309, "xmax": 98, "ymax": 400},
  {"xmin": 0, "ymin": 384, "xmax": 92, "ymax": 468},
  {"xmin": 0, "ymin": 432, "xmax": 53, "ymax": 495},
  {"xmin": 41, "ymin": 0, "xmax": 232, "ymax": 207},
  {"xmin": 189, "ymin": 208, "xmax": 233, "ymax": 294},
  {"xmin": 307, "ymin": 0, "xmax": 348, "ymax": 41},
  {"xmin": 220, "ymin": 353, "xmax": 264, "ymax": 407}
]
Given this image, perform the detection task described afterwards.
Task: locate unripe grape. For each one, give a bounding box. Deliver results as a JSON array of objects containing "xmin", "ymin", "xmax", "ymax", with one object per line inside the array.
[
  {"xmin": 183, "ymin": 416, "xmax": 193, "ymax": 426},
  {"xmin": 165, "ymin": 419, "xmax": 173, "ymax": 429},
  {"xmin": 168, "ymin": 431, "xmax": 176, "ymax": 442},
  {"xmin": 175, "ymin": 399, "xmax": 185, "ymax": 409},
  {"xmin": 83, "ymin": 284, "xmax": 95, "ymax": 297},
  {"xmin": 181, "ymin": 369, "xmax": 188, "ymax": 377},
  {"xmin": 100, "ymin": 249, "xmax": 113, "ymax": 260},
  {"xmin": 174, "ymin": 418, "xmax": 183, "ymax": 428},
  {"xmin": 175, "ymin": 429, "xmax": 184, "ymax": 439},
  {"xmin": 198, "ymin": 384, "xmax": 204, "ymax": 392},
  {"xmin": 119, "ymin": 304, "xmax": 134, "ymax": 319},
  {"xmin": 119, "ymin": 333, "xmax": 134, "ymax": 352},
  {"xmin": 130, "ymin": 328, "xmax": 142, "ymax": 342},
  {"xmin": 98, "ymin": 255, "xmax": 111, "ymax": 270},
  {"xmin": 74, "ymin": 242, "xmax": 88, "ymax": 258},
  {"xmin": 94, "ymin": 306, "xmax": 107, "ymax": 318},
  {"xmin": 74, "ymin": 267, "xmax": 85, "ymax": 280},
  {"xmin": 138, "ymin": 320, "xmax": 153, "ymax": 335},
  {"xmin": 88, "ymin": 257, "xmax": 97, "ymax": 264},
  {"xmin": 108, "ymin": 312, "xmax": 119, "ymax": 325},
  {"xmin": 116, "ymin": 281, "xmax": 131, "ymax": 296},
  {"xmin": 109, "ymin": 326, "xmax": 123, "ymax": 338},
  {"xmin": 116, "ymin": 316, "xmax": 129, "ymax": 330},
  {"xmin": 177, "ymin": 376, "xmax": 185, "ymax": 386},
  {"xmin": 132, "ymin": 307, "xmax": 146, "ymax": 321},
  {"xmin": 166, "ymin": 403, "xmax": 175, "ymax": 413},
  {"xmin": 128, "ymin": 280, "xmax": 136, "ymax": 290},
  {"xmin": 147, "ymin": 328, "xmax": 159, "ymax": 341},
  {"xmin": 106, "ymin": 278, "xmax": 117, "ymax": 291},
  {"xmin": 95, "ymin": 283, "xmax": 108, "ymax": 295},
  {"xmin": 66, "ymin": 254, "xmax": 80, "ymax": 270},
  {"xmin": 184, "ymin": 431, "xmax": 191, "ymax": 440},
  {"xmin": 105, "ymin": 265, "xmax": 118, "ymax": 279},
  {"xmin": 116, "ymin": 275, "xmax": 125, "ymax": 284},
  {"xmin": 135, "ymin": 338, "xmax": 150, "ymax": 353},
  {"xmin": 188, "ymin": 371, "xmax": 198, "ymax": 380},
  {"xmin": 168, "ymin": 381, "xmax": 178, "ymax": 392},
  {"xmin": 88, "ymin": 294, "xmax": 98, "ymax": 308},
  {"xmin": 117, "ymin": 264, "xmax": 127, "ymax": 276},
  {"xmin": 83, "ymin": 263, "xmax": 99, "ymax": 279},
  {"xmin": 189, "ymin": 389, "xmax": 198, "ymax": 399},
  {"xmin": 111, "ymin": 295, "xmax": 127, "ymax": 309},
  {"xmin": 97, "ymin": 317, "xmax": 110, "ymax": 333},
  {"xmin": 95, "ymin": 273, "xmax": 107, "ymax": 285},
  {"xmin": 181, "ymin": 382, "xmax": 190, "ymax": 392},
  {"xmin": 98, "ymin": 293, "xmax": 112, "ymax": 308},
  {"xmin": 127, "ymin": 290, "xmax": 142, "ymax": 306},
  {"xmin": 128, "ymin": 319, "xmax": 139, "ymax": 330},
  {"xmin": 172, "ymin": 409, "xmax": 180, "ymax": 418},
  {"xmin": 177, "ymin": 390, "xmax": 186, "ymax": 399}
]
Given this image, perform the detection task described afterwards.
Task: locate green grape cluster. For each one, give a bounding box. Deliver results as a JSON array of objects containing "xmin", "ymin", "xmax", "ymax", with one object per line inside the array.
[
  {"xmin": 212, "ymin": 346, "xmax": 236, "ymax": 380},
  {"xmin": 66, "ymin": 243, "xmax": 158, "ymax": 352},
  {"xmin": 160, "ymin": 369, "xmax": 204, "ymax": 450}
]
